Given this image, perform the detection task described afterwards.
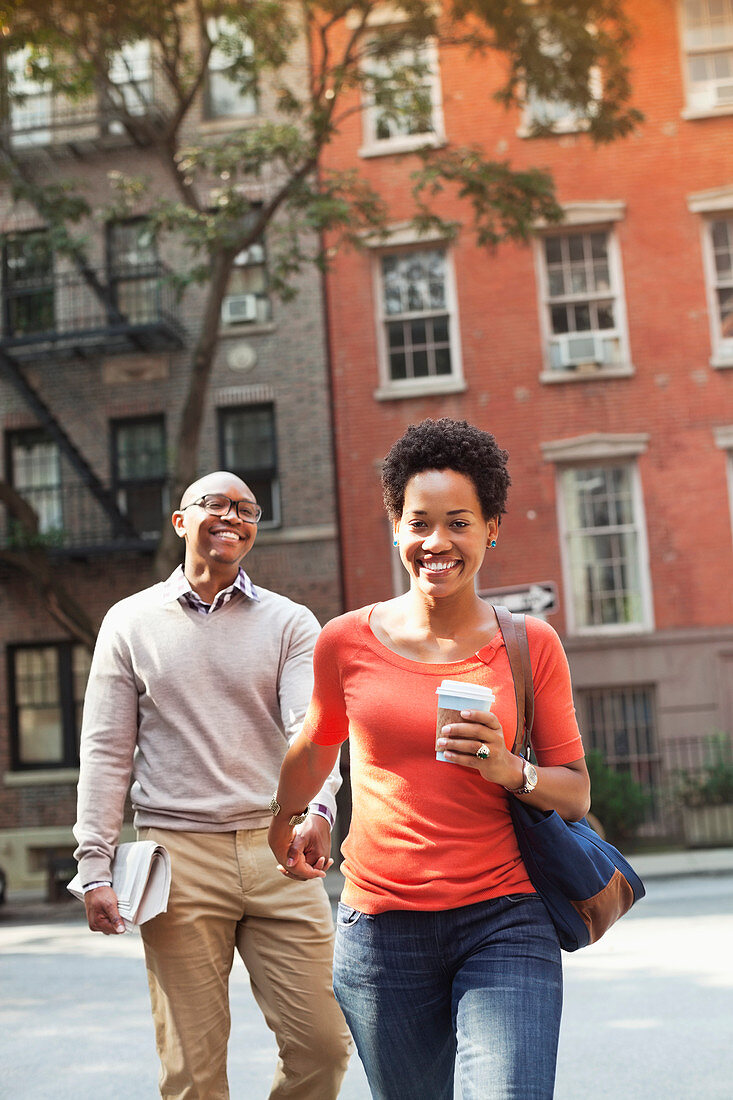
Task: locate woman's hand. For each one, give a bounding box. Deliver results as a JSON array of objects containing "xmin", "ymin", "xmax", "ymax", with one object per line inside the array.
[
  {"xmin": 435, "ymin": 708, "xmax": 524, "ymax": 789},
  {"xmin": 268, "ymin": 814, "xmax": 333, "ymax": 881},
  {"xmin": 436, "ymin": 708, "xmax": 592, "ymax": 818}
]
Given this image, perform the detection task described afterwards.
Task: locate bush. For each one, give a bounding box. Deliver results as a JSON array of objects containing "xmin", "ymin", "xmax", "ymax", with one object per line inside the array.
[{"xmin": 585, "ymin": 749, "xmax": 650, "ymax": 847}]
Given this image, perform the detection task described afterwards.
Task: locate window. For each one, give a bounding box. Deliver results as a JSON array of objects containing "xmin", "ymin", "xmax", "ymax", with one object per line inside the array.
[
  {"xmin": 559, "ymin": 463, "xmax": 650, "ymax": 632},
  {"xmin": 361, "ymin": 38, "xmax": 443, "ymax": 154},
  {"xmin": 2, "ymin": 230, "xmax": 55, "ymax": 338},
  {"xmin": 221, "ymin": 241, "xmax": 271, "ymax": 326},
  {"xmin": 218, "ymin": 404, "xmax": 279, "ymax": 525},
  {"xmin": 205, "ymin": 17, "xmax": 257, "ymax": 119},
  {"xmin": 681, "ymin": 0, "xmax": 733, "ymax": 114},
  {"xmin": 8, "ymin": 643, "xmax": 90, "ymax": 770},
  {"xmin": 108, "ymin": 39, "xmax": 153, "ymax": 118},
  {"xmin": 540, "ymin": 229, "xmax": 626, "ymax": 374},
  {"xmin": 6, "ymin": 46, "xmax": 52, "ymax": 146},
  {"xmin": 7, "ymin": 429, "xmax": 63, "ymax": 535},
  {"xmin": 578, "ymin": 685, "xmax": 661, "ymax": 806},
  {"xmin": 112, "ymin": 416, "xmax": 167, "ymax": 539},
  {"xmin": 522, "ymin": 32, "xmax": 600, "ymax": 134},
  {"xmin": 376, "ymin": 247, "xmax": 461, "ymax": 392},
  {"xmin": 107, "ymin": 218, "xmax": 159, "ymax": 325},
  {"xmin": 706, "ymin": 216, "xmax": 733, "ymax": 358}
]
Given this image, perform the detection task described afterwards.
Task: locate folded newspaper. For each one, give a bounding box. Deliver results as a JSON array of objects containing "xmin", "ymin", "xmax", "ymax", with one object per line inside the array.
[{"xmin": 67, "ymin": 841, "xmax": 171, "ymax": 931}]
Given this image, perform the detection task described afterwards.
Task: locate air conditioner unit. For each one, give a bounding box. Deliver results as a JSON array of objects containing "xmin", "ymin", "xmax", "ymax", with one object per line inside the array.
[
  {"xmin": 715, "ymin": 81, "xmax": 733, "ymax": 105},
  {"xmin": 551, "ymin": 333, "xmax": 606, "ymax": 371},
  {"xmin": 689, "ymin": 79, "xmax": 733, "ymax": 111},
  {"xmin": 221, "ymin": 293, "xmax": 257, "ymax": 324}
]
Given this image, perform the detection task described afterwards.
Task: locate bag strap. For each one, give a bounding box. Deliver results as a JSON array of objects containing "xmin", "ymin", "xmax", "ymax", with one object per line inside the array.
[{"xmin": 492, "ymin": 605, "xmax": 535, "ymax": 758}]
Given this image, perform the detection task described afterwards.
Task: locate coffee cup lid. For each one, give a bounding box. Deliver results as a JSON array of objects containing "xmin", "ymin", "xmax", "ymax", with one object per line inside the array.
[{"xmin": 435, "ymin": 680, "xmax": 495, "ymax": 701}]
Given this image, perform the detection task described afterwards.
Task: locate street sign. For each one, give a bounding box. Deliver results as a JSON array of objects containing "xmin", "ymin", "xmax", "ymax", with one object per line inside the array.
[{"xmin": 479, "ymin": 581, "xmax": 558, "ymax": 616}]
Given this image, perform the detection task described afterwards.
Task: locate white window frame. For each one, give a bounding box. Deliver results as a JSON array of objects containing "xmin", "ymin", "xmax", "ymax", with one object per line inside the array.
[
  {"xmin": 689, "ymin": 186, "xmax": 733, "ymax": 366},
  {"xmin": 679, "ymin": 0, "xmax": 733, "ymax": 119},
  {"xmin": 359, "ymin": 36, "xmax": 445, "ymax": 158},
  {"xmin": 534, "ymin": 204, "xmax": 632, "ymax": 382},
  {"xmin": 370, "ymin": 230, "xmax": 465, "ymax": 400},
  {"xmin": 714, "ymin": 426, "xmax": 733, "ymax": 545},
  {"xmin": 543, "ymin": 434, "xmax": 653, "ymax": 636}
]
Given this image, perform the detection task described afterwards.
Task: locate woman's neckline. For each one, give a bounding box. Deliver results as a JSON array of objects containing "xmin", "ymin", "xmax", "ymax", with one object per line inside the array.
[{"xmin": 363, "ymin": 603, "xmax": 503, "ymax": 671}]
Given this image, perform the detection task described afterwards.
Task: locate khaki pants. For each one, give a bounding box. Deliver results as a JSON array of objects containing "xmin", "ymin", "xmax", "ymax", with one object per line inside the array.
[{"xmin": 139, "ymin": 827, "xmax": 352, "ymax": 1100}]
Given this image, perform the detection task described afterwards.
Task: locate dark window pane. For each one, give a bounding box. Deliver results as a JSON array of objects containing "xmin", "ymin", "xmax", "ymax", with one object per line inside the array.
[
  {"xmin": 410, "ymin": 319, "xmax": 427, "ymax": 345},
  {"xmin": 412, "ymin": 349, "xmax": 429, "ymax": 377},
  {"xmin": 433, "ymin": 315, "xmax": 449, "ymax": 343},
  {"xmin": 568, "ymin": 234, "xmax": 585, "ymax": 261},
  {"xmin": 389, "ymin": 351, "xmax": 407, "ymax": 379},
  {"xmin": 545, "ymin": 237, "xmax": 562, "ymax": 264},
  {"xmin": 387, "ymin": 322, "xmax": 405, "ymax": 348},
  {"xmin": 218, "ymin": 404, "xmax": 278, "ymax": 524},
  {"xmin": 434, "ymin": 347, "xmax": 452, "ymax": 374}
]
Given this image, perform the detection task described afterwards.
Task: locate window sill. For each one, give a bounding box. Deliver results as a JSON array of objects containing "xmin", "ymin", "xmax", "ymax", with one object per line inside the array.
[
  {"xmin": 255, "ymin": 523, "xmax": 337, "ymax": 546},
  {"xmin": 540, "ymin": 363, "xmax": 634, "ymax": 384},
  {"xmin": 218, "ymin": 322, "xmax": 276, "ymax": 339},
  {"xmin": 566, "ymin": 623, "xmax": 653, "ymax": 640},
  {"xmin": 198, "ymin": 114, "xmax": 260, "ymax": 134},
  {"xmin": 517, "ymin": 121, "xmax": 588, "ymax": 139},
  {"xmin": 4, "ymin": 768, "xmax": 79, "ymax": 788},
  {"xmin": 359, "ymin": 132, "xmax": 446, "ymax": 159},
  {"xmin": 681, "ymin": 105, "xmax": 733, "ymax": 122},
  {"xmin": 374, "ymin": 376, "xmax": 467, "ymax": 401}
]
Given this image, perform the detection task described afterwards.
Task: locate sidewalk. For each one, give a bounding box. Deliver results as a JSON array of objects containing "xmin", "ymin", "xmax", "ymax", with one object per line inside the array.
[{"xmin": 3, "ymin": 846, "xmax": 732, "ymax": 925}]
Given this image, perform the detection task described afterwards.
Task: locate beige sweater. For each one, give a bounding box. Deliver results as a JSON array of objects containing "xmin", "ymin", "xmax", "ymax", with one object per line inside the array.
[{"xmin": 73, "ymin": 582, "xmax": 340, "ymax": 884}]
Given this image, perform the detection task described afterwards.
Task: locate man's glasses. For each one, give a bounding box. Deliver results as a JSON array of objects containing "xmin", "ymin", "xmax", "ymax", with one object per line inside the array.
[{"xmin": 182, "ymin": 493, "xmax": 263, "ymax": 525}]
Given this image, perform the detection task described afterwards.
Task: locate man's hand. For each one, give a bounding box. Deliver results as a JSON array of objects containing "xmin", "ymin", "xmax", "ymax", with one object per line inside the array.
[
  {"xmin": 268, "ymin": 813, "xmax": 333, "ymax": 881},
  {"xmin": 83, "ymin": 885, "xmax": 126, "ymax": 934}
]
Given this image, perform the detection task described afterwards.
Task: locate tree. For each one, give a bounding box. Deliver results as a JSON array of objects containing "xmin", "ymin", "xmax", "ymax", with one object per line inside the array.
[{"xmin": 0, "ymin": 0, "xmax": 641, "ymax": 582}]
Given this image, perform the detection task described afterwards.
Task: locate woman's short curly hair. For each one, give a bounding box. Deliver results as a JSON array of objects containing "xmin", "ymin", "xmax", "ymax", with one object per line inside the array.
[{"xmin": 381, "ymin": 417, "xmax": 510, "ymax": 521}]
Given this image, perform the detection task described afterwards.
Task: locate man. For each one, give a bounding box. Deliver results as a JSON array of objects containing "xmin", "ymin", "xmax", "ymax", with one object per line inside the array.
[{"xmin": 73, "ymin": 471, "xmax": 351, "ymax": 1100}]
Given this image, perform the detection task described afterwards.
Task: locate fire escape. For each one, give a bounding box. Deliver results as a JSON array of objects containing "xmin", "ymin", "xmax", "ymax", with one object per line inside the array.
[{"xmin": 0, "ymin": 53, "xmax": 185, "ymax": 554}]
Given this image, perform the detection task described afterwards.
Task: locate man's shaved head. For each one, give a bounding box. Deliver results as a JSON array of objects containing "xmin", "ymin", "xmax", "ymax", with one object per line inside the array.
[{"xmin": 179, "ymin": 471, "xmax": 252, "ymax": 510}]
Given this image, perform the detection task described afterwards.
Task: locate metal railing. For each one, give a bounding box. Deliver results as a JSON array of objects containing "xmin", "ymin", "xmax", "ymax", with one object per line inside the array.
[
  {"xmin": 0, "ymin": 479, "xmax": 170, "ymax": 555},
  {"xmin": 0, "ymin": 262, "xmax": 185, "ymax": 359},
  {"xmin": 0, "ymin": 63, "xmax": 172, "ymax": 152},
  {"xmin": 652, "ymin": 733, "xmax": 733, "ymax": 848}
]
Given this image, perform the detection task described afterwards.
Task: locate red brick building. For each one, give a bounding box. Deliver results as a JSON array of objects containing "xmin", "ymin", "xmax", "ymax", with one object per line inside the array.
[{"xmin": 320, "ymin": 0, "xmax": 733, "ymax": 835}]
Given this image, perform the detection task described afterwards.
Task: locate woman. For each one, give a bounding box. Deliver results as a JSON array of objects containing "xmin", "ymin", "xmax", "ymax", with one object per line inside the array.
[{"xmin": 269, "ymin": 417, "xmax": 590, "ymax": 1100}]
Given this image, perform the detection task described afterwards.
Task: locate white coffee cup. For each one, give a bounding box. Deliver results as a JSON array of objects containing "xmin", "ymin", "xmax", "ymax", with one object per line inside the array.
[{"xmin": 435, "ymin": 680, "xmax": 496, "ymax": 762}]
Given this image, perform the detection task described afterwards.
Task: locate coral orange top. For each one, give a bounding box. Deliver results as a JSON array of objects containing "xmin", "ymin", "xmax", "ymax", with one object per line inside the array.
[{"xmin": 302, "ymin": 605, "xmax": 584, "ymax": 914}]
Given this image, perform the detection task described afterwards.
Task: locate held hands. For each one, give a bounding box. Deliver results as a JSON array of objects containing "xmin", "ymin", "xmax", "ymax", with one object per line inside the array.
[
  {"xmin": 83, "ymin": 885, "xmax": 126, "ymax": 935},
  {"xmin": 268, "ymin": 812, "xmax": 334, "ymax": 882},
  {"xmin": 436, "ymin": 709, "xmax": 524, "ymax": 790}
]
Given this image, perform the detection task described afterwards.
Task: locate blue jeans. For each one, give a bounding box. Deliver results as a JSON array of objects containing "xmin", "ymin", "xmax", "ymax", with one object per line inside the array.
[{"xmin": 333, "ymin": 894, "xmax": 562, "ymax": 1100}]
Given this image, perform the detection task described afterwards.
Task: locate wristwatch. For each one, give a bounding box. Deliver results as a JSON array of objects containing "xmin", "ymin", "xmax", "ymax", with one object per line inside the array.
[
  {"xmin": 269, "ymin": 794, "xmax": 310, "ymax": 826},
  {"xmin": 505, "ymin": 759, "xmax": 538, "ymax": 796}
]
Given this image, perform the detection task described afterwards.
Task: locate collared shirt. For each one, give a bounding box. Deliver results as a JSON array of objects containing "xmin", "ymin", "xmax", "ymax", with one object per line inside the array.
[
  {"xmin": 161, "ymin": 564, "xmax": 259, "ymax": 615},
  {"xmin": 153, "ymin": 563, "xmax": 333, "ymax": 833}
]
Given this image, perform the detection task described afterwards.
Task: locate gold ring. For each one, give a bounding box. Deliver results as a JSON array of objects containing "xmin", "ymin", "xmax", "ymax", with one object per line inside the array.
[{"xmin": 476, "ymin": 744, "xmax": 490, "ymax": 760}]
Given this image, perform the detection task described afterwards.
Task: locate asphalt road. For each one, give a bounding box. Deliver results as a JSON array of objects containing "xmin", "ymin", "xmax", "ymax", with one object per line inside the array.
[{"xmin": 1, "ymin": 874, "xmax": 732, "ymax": 1099}]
